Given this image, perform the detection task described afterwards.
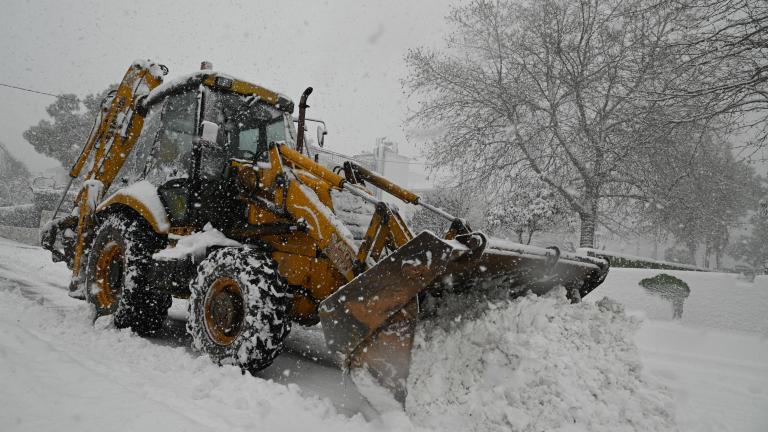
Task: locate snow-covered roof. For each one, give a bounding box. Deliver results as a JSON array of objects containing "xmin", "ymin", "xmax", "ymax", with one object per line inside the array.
[{"xmin": 142, "ymin": 70, "xmax": 294, "ymax": 113}]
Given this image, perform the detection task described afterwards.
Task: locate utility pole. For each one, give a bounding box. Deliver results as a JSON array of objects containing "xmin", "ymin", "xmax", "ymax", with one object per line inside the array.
[{"xmin": 374, "ymin": 137, "xmax": 386, "ymax": 199}]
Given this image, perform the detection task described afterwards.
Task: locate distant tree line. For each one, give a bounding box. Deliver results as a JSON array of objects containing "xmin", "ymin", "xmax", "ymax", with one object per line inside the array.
[
  {"xmin": 23, "ymin": 86, "xmax": 117, "ymax": 169},
  {"xmin": 0, "ymin": 142, "xmax": 32, "ymax": 206}
]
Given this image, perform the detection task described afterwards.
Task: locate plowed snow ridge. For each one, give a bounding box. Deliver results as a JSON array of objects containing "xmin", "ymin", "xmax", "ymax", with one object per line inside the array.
[{"xmin": 407, "ymin": 290, "xmax": 677, "ymax": 432}]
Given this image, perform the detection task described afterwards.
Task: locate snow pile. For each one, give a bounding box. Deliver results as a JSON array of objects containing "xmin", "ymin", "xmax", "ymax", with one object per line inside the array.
[
  {"xmin": 153, "ymin": 223, "xmax": 241, "ymax": 261},
  {"xmin": 406, "ymin": 289, "xmax": 677, "ymax": 432}
]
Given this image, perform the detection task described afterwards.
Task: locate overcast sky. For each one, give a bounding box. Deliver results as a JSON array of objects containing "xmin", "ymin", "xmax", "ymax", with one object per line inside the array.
[{"xmin": 0, "ymin": 0, "xmax": 455, "ymax": 175}]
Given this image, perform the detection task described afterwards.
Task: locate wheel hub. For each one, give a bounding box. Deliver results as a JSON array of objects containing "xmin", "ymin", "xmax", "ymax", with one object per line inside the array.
[
  {"xmin": 94, "ymin": 240, "xmax": 124, "ymax": 309},
  {"xmin": 204, "ymin": 277, "xmax": 246, "ymax": 346}
]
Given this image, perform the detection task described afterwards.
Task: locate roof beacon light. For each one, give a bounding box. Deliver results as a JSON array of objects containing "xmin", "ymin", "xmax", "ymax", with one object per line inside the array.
[{"xmin": 201, "ymin": 61, "xmax": 213, "ymax": 70}]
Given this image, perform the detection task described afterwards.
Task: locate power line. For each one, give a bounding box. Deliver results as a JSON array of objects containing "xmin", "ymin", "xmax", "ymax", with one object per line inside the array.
[
  {"xmin": 0, "ymin": 82, "xmax": 78, "ymax": 101},
  {"xmin": 1, "ymin": 81, "xmax": 433, "ymax": 167}
]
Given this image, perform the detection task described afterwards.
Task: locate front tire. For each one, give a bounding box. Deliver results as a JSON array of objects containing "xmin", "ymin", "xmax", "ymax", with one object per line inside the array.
[
  {"xmin": 85, "ymin": 212, "xmax": 171, "ymax": 336},
  {"xmin": 187, "ymin": 247, "xmax": 292, "ymax": 373}
]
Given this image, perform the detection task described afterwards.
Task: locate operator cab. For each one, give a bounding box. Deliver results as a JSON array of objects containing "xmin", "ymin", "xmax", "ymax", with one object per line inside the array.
[{"xmin": 118, "ymin": 70, "xmax": 296, "ymax": 231}]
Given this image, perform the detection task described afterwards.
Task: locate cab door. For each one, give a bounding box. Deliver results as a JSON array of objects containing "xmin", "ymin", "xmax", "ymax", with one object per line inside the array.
[{"xmin": 149, "ymin": 90, "xmax": 199, "ymax": 228}]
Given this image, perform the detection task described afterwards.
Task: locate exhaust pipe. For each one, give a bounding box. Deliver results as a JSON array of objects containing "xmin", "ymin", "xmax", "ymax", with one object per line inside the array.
[{"xmin": 296, "ymin": 87, "xmax": 313, "ymax": 154}]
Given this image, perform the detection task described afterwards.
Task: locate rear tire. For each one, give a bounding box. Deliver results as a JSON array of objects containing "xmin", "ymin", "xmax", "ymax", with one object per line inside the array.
[
  {"xmin": 85, "ymin": 213, "xmax": 171, "ymax": 336},
  {"xmin": 187, "ymin": 247, "xmax": 292, "ymax": 373}
]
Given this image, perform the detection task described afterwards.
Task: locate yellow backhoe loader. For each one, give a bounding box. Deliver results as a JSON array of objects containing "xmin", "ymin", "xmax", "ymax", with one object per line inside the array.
[{"xmin": 42, "ymin": 60, "xmax": 609, "ymax": 408}]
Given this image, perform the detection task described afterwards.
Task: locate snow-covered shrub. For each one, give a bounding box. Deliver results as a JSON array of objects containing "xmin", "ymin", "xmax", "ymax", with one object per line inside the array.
[{"xmin": 484, "ymin": 179, "xmax": 566, "ymax": 245}]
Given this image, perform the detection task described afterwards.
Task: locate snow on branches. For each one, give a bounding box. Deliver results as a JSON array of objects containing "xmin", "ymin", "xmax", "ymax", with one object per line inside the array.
[
  {"xmin": 484, "ymin": 176, "xmax": 566, "ymax": 245},
  {"xmin": 404, "ymin": 0, "xmax": 765, "ymax": 250}
]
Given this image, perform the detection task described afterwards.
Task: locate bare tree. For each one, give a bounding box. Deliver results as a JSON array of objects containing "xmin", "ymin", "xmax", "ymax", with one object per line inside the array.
[
  {"xmin": 730, "ymin": 213, "xmax": 768, "ymax": 269},
  {"xmin": 405, "ymin": 0, "xmax": 689, "ymax": 247},
  {"xmin": 641, "ymin": 126, "xmax": 761, "ymax": 266},
  {"xmin": 653, "ymin": 0, "xmax": 768, "ymax": 132}
]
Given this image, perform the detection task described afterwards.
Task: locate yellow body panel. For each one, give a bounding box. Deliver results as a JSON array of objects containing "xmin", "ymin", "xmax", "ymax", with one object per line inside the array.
[
  {"xmin": 235, "ymin": 156, "xmax": 349, "ymax": 320},
  {"xmin": 247, "ymin": 205, "xmax": 284, "ymax": 225},
  {"xmin": 261, "ymin": 232, "xmax": 318, "ymax": 257},
  {"xmin": 271, "ymin": 252, "xmax": 345, "ymax": 321},
  {"xmin": 295, "ymin": 171, "xmax": 334, "ymax": 207},
  {"xmin": 201, "ymin": 75, "xmax": 284, "ymax": 107}
]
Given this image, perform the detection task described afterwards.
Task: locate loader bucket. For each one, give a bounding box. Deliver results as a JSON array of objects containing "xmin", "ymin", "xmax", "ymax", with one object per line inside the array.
[{"xmin": 318, "ymin": 231, "xmax": 609, "ymax": 408}]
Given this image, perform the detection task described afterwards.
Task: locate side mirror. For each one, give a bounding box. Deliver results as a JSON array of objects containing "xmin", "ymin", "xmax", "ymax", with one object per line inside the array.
[
  {"xmin": 316, "ymin": 124, "xmax": 327, "ymax": 148},
  {"xmin": 200, "ymin": 121, "xmax": 219, "ymax": 143}
]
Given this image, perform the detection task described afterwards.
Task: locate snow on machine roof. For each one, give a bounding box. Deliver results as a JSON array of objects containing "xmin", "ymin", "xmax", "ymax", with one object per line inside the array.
[{"xmin": 142, "ymin": 70, "xmax": 295, "ymax": 113}]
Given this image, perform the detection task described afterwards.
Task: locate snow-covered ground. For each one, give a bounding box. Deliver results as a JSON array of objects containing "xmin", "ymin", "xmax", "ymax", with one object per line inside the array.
[
  {"xmin": 591, "ymin": 269, "xmax": 768, "ymax": 432},
  {"xmin": 0, "ymin": 236, "xmax": 766, "ymax": 431},
  {"xmin": 590, "ymin": 268, "xmax": 768, "ymax": 335}
]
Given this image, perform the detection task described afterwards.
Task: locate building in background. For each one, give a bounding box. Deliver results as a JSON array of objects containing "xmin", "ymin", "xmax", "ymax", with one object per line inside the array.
[
  {"xmin": 351, "ymin": 138, "xmax": 430, "ymax": 198},
  {"xmin": 311, "ymin": 137, "xmax": 433, "ymax": 202}
]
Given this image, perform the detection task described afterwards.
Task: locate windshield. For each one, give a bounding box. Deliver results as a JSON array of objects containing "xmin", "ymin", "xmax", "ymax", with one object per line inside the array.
[{"xmin": 203, "ymin": 89, "xmax": 296, "ymax": 162}]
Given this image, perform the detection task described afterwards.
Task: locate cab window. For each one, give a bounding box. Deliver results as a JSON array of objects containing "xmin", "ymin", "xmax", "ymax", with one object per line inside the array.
[{"xmin": 145, "ymin": 91, "xmax": 197, "ymax": 183}]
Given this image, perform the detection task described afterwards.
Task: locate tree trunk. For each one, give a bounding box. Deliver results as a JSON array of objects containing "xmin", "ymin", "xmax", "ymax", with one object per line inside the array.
[
  {"xmin": 578, "ymin": 190, "xmax": 599, "ymax": 248},
  {"xmin": 703, "ymin": 241, "xmax": 711, "ymax": 269},
  {"xmin": 686, "ymin": 240, "xmax": 697, "ymax": 266},
  {"xmin": 579, "ymin": 213, "xmax": 595, "ymax": 248}
]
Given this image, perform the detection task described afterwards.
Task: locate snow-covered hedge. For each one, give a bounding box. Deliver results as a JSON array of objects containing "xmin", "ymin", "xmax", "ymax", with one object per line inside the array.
[
  {"xmin": 406, "ymin": 288, "xmax": 677, "ymax": 431},
  {"xmin": 33, "ymin": 188, "xmax": 65, "ymax": 211},
  {"xmin": 0, "ymin": 225, "xmax": 40, "ymax": 245},
  {"xmin": 0, "ymin": 204, "xmax": 40, "ymax": 228},
  {"xmin": 577, "ymin": 247, "xmax": 708, "ymax": 272}
]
